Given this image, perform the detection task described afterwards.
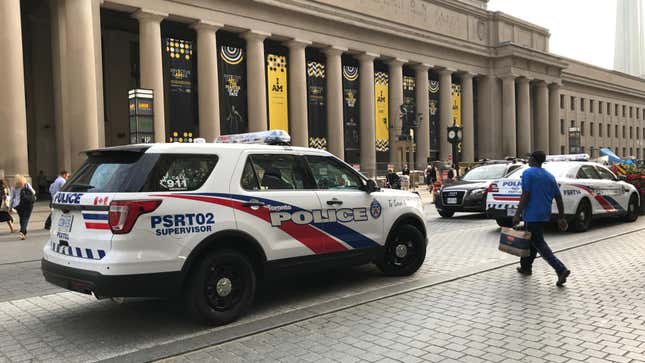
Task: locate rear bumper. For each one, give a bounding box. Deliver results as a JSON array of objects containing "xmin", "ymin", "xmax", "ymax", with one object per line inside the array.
[
  {"xmin": 41, "ymin": 259, "xmax": 183, "ymax": 298},
  {"xmin": 485, "ymin": 208, "xmax": 510, "ymax": 219}
]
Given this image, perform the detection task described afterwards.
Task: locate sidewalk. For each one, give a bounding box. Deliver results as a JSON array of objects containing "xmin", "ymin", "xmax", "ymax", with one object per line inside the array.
[{"xmin": 0, "ymin": 201, "xmax": 51, "ymax": 263}]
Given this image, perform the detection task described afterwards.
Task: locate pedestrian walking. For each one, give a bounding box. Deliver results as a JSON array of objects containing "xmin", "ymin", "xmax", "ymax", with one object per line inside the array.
[
  {"xmin": 0, "ymin": 179, "xmax": 15, "ymax": 233},
  {"xmin": 44, "ymin": 170, "xmax": 69, "ymax": 230},
  {"xmin": 401, "ymin": 164, "xmax": 410, "ymax": 176},
  {"xmin": 512, "ymin": 150, "xmax": 571, "ymax": 287},
  {"xmin": 386, "ymin": 169, "xmax": 401, "ymax": 189},
  {"xmin": 10, "ymin": 175, "xmax": 36, "ymax": 240}
]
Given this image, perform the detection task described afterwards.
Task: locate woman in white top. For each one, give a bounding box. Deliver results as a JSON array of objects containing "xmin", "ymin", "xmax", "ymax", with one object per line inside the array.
[{"xmin": 10, "ymin": 175, "xmax": 36, "ymax": 240}]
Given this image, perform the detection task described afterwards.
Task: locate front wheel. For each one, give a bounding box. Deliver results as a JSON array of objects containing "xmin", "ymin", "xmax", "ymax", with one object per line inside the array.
[
  {"xmin": 185, "ymin": 249, "xmax": 256, "ymax": 325},
  {"xmin": 496, "ymin": 218, "xmax": 513, "ymax": 228},
  {"xmin": 438, "ymin": 210, "xmax": 454, "ymax": 218},
  {"xmin": 376, "ymin": 224, "xmax": 427, "ymax": 276},
  {"xmin": 569, "ymin": 199, "xmax": 592, "ymax": 232},
  {"xmin": 622, "ymin": 194, "xmax": 639, "ymax": 222}
]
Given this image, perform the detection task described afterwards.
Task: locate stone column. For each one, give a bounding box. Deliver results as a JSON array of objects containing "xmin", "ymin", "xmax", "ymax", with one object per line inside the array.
[
  {"xmin": 387, "ymin": 58, "xmax": 405, "ymax": 168},
  {"xmin": 286, "ymin": 39, "xmax": 311, "ymax": 147},
  {"xmin": 192, "ymin": 21, "xmax": 223, "ymax": 141},
  {"xmin": 535, "ymin": 80, "xmax": 549, "ymax": 152},
  {"xmin": 0, "ymin": 0, "xmax": 29, "ymax": 178},
  {"xmin": 461, "ymin": 72, "xmax": 475, "ymax": 162},
  {"xmin": 502, "ymin": 75, "xmax": 517, "ymax": 157},
  {"xmin": 516, "ymin": 77, "xmax": 531, "ymax": 157},
  {"xmin": 50, "ymin": 0, "xmax": 71, "ymax": 171},
  {"xmin": 324, "ymin": 46, "xmax": 346, "ymax": 157},
  {"xmin": 438, "ymin": 68, "xmax": 453, "ymax": 161},
  {"xmin": 133, "ymin": 9, "xmax": 167, "ymax": 143},
  {"xmin": 65, "ymin": 0, "xmax": 102, "ymax": 169},
  {"xmin": 242, "ymin": 30, "xmax": 270, "ymax": 132},
  {"xmin": 415, "ymin": 64, "xmax": 430, "ymax": 169},
  {"xmin": 549, "ymin": 83, "xmax": 562, "ymax": 154},
  {"xmin": 359, "ymin": 53, "xmax": 377, "ymax": 178}
]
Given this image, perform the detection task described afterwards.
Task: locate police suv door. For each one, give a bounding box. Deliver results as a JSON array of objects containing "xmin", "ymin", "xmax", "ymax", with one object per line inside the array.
[
  {"xmin": 595, "ymin": 165, "xmax": 628, "ymax": 213},
  {"xmin": 235, "ymin": 152, "xmax": 328, "ymax": 260},
  {"xmin": 305, "ymin": 155, "xmax": 384, "ymax": 251},
  {"xmin": 575, "ymin": 164, "xmax": 607, "ymax": 215}
]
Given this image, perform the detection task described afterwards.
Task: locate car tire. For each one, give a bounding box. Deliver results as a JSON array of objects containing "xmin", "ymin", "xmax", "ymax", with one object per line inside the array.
[
  {"xmin": 570, "ymin": 199, "xmax": 592, "ymax": 232},
  {"xmin": 496, "ymin": 218, "xmax": 513, "ymax": 228},
  {"xmin": 185, "ymin": 249, "xmax": 256, "ymax": 326},
  {"xmin": 622, "ymin": 194, "xmax": 639, "ymax": 222},
  {"xmin": 376, "ymin": 224, "xmax": 427, "ymax": 276},
  {"xmin": 438, "ymin": 211, "xmax": 454, "ymax": 218}
]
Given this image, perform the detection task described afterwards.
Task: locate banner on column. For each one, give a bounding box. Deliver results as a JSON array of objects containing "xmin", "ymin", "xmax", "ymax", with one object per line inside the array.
[
  {"xmin": 218, "ymin": 45, "xmax": 248, "ymax": 135},
  {"xmin": 374, "ymin": 71, "xmax": 389, "ymax": 152},
  {"xmin": 402, "ymin": 75, "xmax": 416, "ymax": 139},
  {"xmin": 343, "ymin": 65, "xmax": 360, "ymax": 164},
  {"xmin": 428, "ymin": 80, "xmax": 440, "ymax": 160},
  {"xmin": 452, "ymin": 83, "xmax": 462, "ymax": 162},
  {"xmin": 163, "ymin": 37, "xmax": 197, "ymax": 142},
  {"xmin": 266, "ymin": 54, "xmax": 288, "ymax": 131},
  {"xmin": 307, "ymin": 60, "xmax": 327, "ymax": 149}
]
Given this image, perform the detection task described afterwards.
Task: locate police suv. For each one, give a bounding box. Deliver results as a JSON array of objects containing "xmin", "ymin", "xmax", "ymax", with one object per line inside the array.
[
  {"xmin": 485, "ymin": 154, "xmax": 640, "ymax": 231},
  {"xmin": 42, "ymin": 131, "xmax": 427, "ymax": 325}
]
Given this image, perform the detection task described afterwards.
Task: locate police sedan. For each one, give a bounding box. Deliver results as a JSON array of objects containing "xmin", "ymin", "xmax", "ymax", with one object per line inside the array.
[{"xmin": 485, "ymin": 158, "xmax": 640, "ymax": 231}]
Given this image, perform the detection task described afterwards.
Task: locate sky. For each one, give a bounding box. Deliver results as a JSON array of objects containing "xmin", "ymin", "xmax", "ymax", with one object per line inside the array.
[{"xmin": 487, "ymin": 0, "xmax": 617, "ymax": 70}]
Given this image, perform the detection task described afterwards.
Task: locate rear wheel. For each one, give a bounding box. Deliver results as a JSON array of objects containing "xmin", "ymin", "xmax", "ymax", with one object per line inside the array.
[
  {"xmin": 438, "ymin": 211, "xmax": 454, "ymax": 218},
  {"xmin": 185, "ymin": 249, "xmax": 256, "ymax": 325},
  {"xmin": 376, "ymin": 224, "xmax": 426, "ymax": 276},
  {"xmin": 496, "ymin": 218, "xmax": 513, "ymax": 228},
  {"xmin": 569, "ymin": 199, "xmax": 592, "ymax": 232},
  {"xmin": 622, "ymin": 194, "xmax": 639, "ymax": 222}
]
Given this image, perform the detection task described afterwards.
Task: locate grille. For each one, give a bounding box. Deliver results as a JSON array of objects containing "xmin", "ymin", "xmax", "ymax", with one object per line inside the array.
[{"xmin": 441, "ymin": 190, "xmax": 466, "ymax": 205}]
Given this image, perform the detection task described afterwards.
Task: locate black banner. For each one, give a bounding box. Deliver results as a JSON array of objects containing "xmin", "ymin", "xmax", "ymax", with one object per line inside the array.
[
  {"xmin": 342, "ymin": 65, "xmax": 360, "ymax": 164},
  {"xmin": 402, "ymin": 75, "xmax": 416, "ymax": 139},
  {"xmin": 429, "ymin": 79, "xmax": 440, "ymax": 161},
  {"xmin": 306, "ymin": 59, "xmax": 327, "ymax": 149},
  {"xmin": 218, "ymin": 45, "xmax": 248, "ymax": 135},
  {"xmin": 163, "ymin": 37, "xmax": 197, "ymax": 142}
]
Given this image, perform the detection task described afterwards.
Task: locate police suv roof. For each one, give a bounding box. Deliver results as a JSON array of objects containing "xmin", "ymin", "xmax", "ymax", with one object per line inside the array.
[{"xmin": 85, "ymin": 142, "xmax": 333, "ymax": 156}]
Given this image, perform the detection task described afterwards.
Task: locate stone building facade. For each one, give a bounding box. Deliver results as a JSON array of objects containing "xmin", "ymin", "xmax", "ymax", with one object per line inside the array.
[{"xmin": 1, "ymin": 0, "xmax": 644, "ymax": 180}]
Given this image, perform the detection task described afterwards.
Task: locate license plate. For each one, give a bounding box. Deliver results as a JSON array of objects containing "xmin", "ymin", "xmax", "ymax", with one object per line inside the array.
[
  {"xmin": 57, "ymin": 214, "xmax": 74, "ymax": 233},
  {"xmin": 506, "ymin": 208, "xmax": 517, "ymax": 217},
  {"xmin": 447, "ymin": 197, "xmax": 458, "ymax": 204}
]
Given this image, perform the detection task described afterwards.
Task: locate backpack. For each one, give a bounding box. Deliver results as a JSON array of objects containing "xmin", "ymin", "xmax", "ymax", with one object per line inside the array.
[{"xmin": 20, "ymin": 185, "xmax": 36, "ymax": 205}]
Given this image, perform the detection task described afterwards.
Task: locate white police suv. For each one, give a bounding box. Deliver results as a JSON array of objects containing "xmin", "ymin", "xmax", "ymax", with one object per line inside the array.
[
  {"xmin": 485, "ymin": 154, "xmax": 640, "ymax": 231},
  {"xmin": 42, "ymin": 131, "xmax": 427, "ymax": 325}
]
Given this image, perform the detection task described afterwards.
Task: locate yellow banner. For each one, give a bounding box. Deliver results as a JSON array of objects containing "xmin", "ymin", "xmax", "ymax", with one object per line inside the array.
[
  {"xmin": 267, "ymin": 54, "xmax": 289, "ymax": 131},
  {"xmin": 451, "ymin": 83, "xmax": 462, "ymax": 127},
  {"xmin": 375, "ymin": 72, "xmax": 389, "ymax": 152}
]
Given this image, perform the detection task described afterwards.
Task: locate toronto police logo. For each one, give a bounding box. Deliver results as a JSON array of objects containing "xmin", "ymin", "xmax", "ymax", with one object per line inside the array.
[{"xmin": 370, "ymin": 200, "xmax": 382, "ymax": 219}]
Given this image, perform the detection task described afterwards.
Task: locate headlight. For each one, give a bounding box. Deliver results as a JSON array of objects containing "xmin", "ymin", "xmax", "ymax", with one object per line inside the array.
[{"xmin": 470, "ymin": 188, "xmax": 487, "ymax": 197}]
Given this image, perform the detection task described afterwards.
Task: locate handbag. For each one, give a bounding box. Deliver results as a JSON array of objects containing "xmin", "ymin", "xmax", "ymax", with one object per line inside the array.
[
  {"xmin": 499, "ymin": 226, "xmax": 532, "ymax": 257},
  {"xmin": 20, "ymin": 185, "xmax": 36, "ymax": 205}
]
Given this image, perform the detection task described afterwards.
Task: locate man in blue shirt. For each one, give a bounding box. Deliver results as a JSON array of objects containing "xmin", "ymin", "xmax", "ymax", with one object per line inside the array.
[
  {"xmin": 44, "ymin": 170, "xmax": 69, "ymax": 230},
  {"xmin": 512, "ymin": 151, "xmax": 571, "ymax": 287}
]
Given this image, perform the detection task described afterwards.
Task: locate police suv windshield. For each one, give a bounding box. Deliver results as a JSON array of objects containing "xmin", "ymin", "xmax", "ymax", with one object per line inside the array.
[
  {"xmin": 462, "ymin": 164, "xmax": 509, "ymax": 181},
  {"xmin": 505, "ymin": 163, "xmax": 572, "ymax": 179}
]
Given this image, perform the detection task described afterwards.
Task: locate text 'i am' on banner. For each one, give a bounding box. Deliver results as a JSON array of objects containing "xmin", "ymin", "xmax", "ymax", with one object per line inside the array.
[
  {"xmin": 374, "ymin": 71, "xmax": 389, "ymax": 152},
  {"xmin": 267, "ymin": 53, "xmax": 288, "ymax": 131}
]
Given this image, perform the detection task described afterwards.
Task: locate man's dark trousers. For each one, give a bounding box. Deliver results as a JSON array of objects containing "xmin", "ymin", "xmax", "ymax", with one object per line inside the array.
[{"xmin": 520, "ymin": 222, "xmax": 567, "ymax": 273}]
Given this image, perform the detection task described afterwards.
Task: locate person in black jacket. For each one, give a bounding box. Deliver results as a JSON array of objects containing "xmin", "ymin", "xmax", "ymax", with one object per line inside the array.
[{"xmin": 386, "ymin": 169, "xmax": 401, "ymax": 189}]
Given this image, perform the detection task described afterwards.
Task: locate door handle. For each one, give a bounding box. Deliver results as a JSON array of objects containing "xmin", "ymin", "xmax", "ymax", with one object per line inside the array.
[
  {"xmin": 242, "ymin": 200, "xmax": 265, "ymax": 208},
  {"xmin": 326, "ymin": 199, "xmax": 343, "ymax": 206}
]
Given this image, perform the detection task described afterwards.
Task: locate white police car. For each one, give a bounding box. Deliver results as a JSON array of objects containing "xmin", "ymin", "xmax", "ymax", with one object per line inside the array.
[
  {"xmin": 42, "ymin": 131, "xmax": 427, "ymax": 325},
  {"xmin": 485, "ymin": 154, "xmax": 640, "ymax": 231}
]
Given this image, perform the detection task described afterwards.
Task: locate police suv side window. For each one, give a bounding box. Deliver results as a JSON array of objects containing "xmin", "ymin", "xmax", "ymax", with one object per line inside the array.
[
  {"xmin": 305, "ymin": 156, "xmax": 363, "ymax": 190},
  {"xmin": 596, "ymin": 166, "xmax": 617, "ymax": 181},
  {"xmin": 576, "ymin": 165, "xmax": 601, "ymax": 179},
  {"xmin": 142, "ymin": 154, "xmax": 218, "ymax": 192},
  {"xmin": 241, "ymin": 154, "xmax": 315, "ymax": 191}
]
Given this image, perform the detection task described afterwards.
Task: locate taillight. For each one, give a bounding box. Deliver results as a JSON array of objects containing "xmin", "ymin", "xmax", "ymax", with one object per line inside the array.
[
  {"xmin": 109, "ymin": 200, "xmax": 161, "ymax": 234},
  {"xmin": 487, "ymin": 183, "xmax": 499, "ymax": 193}
]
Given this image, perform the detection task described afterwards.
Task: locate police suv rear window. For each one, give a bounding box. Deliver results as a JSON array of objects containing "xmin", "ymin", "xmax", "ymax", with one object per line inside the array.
[{"xmin": 63, "ymin": 152, "xmax": 217, "ymax": 193}]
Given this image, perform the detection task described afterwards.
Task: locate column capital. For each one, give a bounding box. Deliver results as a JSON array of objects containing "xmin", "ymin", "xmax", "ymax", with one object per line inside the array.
[
  {"xmin": 437, "ymin": 67, "xmax": 455, "ymax": 76},
  {"xmin": 386, "ymin": 57, "xmax": 408, "ymax": 66},
  {"xmin": 500, "ymin": 74, "xmax": 517, "ymax": 81},
  {"xmin": 241, "ymin": 29, "xmax": 271, "ymax": 41},
  {"xmin": 191, "ymin": 20, "xmax": 223, "ymax": 32},
  {"xmin": 412, "ymin": 63, "xmax": 432, "ymax": 72},
  {"xmin": 357, "ymin": 52, "xmax": 379, "ymax": 62},
  {"xmin": 549, "ymin": 82, "xmax": 562, "ymax": 90},
  {"xmin": 459, "ymin": 71, "xmax": 476, "ymax": 80},
  {"xmin": 132, "ymin": 9, "xmax": 167, "ymax": 23},
  {"xmin": 323, "ymin": 45, "xmax": 347, "ymax": 56},
  {"xmin": 533, "ymin": 79, "xmax": 548, "ymax": 88},
  {"xmin": 285, "ymin": 39, "xmax": 312, "ymax": 49},
  {"xmin": 517, "ymin": 76, "xmax": 530, "ymax": 85}
]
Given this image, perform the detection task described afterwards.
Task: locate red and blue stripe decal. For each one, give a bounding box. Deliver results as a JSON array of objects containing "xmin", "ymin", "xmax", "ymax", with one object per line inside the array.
[
  {"xmin": 82, "ymin": 212, "xmax": 110, "ymax": 230},
  {"xmin": 492, "ymin": 193, "xmax": 521, "ymax": 201},
  {"xmin": 154, "ymin": 193, "xmax": 380, "ymax": 254},
  {"xmin": 572, "ymin": 184, "xmax": 623, "ymax": 213}
]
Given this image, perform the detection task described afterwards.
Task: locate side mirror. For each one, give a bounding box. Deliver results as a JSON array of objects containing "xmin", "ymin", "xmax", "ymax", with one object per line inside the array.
[
  {"xmin": 618, "ymin": 175, "xmax": 627, "ymax": 182},
  {"xmin": 365, "ymin": 179, "xmax": 380, "ymax": 193}
]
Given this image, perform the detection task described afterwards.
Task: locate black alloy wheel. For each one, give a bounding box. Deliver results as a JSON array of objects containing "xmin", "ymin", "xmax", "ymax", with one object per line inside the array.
[
  {"xmin": 186, "ymin": 249, "xmax": 256, "ymax": 325},
  {"xmin": 438, "ymin": 210, "xmax": 455, "ymax": 218},
  {"xmin": 376, "ymin": 224, "xmax": 426, "ymax": 276},
  {"xmin": 622, "ymin": 194, "xmax": 639, "ymax": 222},
  {"xmin": 496, "ymin": 218, "xmax": 514, "ymax": 228},
  {"xmin": 570, "ymin": 199, "xmax": 592, "ymax": 232}
]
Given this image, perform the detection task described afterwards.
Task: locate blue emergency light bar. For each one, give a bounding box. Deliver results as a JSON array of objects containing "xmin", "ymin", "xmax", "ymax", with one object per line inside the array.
[
  {"xmin": 214, "ymin": 130, "xmax": 291, "ymax": 145},
  {"xmin": 546, "ymin": 153, "xmax": 590, "ymax": 162}
]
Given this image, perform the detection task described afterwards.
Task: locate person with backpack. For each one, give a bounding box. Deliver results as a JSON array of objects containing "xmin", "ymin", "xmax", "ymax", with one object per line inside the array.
[
  {"xmin": 10, "ymin": 175, "xmax": 36, "ymax": 240},
  {"xmin": 0, "ymin": 179, "xmax": 15, "ymax": 233},
  {"xmin": 44, "ymin": 170, "xmax": 69, "ymax": 230}
]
